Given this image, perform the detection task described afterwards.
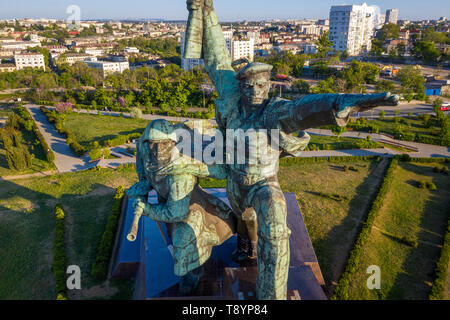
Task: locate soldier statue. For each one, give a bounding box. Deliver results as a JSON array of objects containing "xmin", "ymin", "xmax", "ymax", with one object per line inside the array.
[
  {"xmin": 127, "ymin": 119, "xmax": 236, "ymax": 294},
  {"xmin": 184, "ymin": 0, "xmax": 399, "ymax": 300}
]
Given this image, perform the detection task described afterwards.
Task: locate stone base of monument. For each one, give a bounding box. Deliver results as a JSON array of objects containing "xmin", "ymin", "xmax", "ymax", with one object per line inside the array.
[{"xmin": 110, "ymin": 189, "xmax": 327, "ymax": 300}]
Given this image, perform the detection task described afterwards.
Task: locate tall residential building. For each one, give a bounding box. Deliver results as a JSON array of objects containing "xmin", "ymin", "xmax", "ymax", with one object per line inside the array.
[
  {"xmin": 329, "ymin": 3, "xmax": 376, "ymax": 56},
  {"xmin": 376, "ymin": 14, "xmax": 386, "ymax": 29},
  {"xmin": 385, "ymin": 9, "xmax": 399, "ymax": 25},
  {"xmin": 180, "ymin": 29, "xmax": 254, "ymax": 71}
]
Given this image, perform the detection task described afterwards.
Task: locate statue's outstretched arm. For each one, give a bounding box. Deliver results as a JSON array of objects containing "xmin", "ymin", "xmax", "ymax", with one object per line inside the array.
[{"xmin": 264, "ymin": 93, "xmax": 399, "ymax": 133}]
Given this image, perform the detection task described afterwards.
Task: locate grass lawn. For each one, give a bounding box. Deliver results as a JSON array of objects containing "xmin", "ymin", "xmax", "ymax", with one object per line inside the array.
[
  {"xmin": 363, "ymin": 117, "xmax": 441, "ymax": 139},
  {"xmin": 0, "ymin": 107, "xmax": 56, "ymax": 177},
  {"xmin": 62, "ymin": 113, "xmax": 149, "ymax": 148},
  {"xmin": 277, "ymin": 159, "xmax": 388, "ymax": 295},
  {"xmin": 0, "ymin": 166, "xmax": 138, "ymax": 299},
  {"xmin": 348, "ymin": 161, "xmax": 450, "ymax": 300}
]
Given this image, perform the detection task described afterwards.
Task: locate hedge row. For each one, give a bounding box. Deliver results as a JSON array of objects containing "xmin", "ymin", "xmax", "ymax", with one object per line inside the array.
[
  {"xmin": 429, "ymin": 216, "xmax": 450, "ymax": 300},
  {"xmin": 37, "ymin": 101, "xmax": 214, "ymax": 120},
  {"xmin": 279, "ymin": 155, "xmax": 382, "ymax": 165},
  {"xmin": 332, "ymin": 157, "xmax": 399, "ymax": 300},
  {"xmin": 398, "ymin": 154, "xmax": 450, "ymax": 163},
  {"xmin": 91, "ymin": 186, "xmax": 125, "ymax": 280},
  {"xmin": 53, "ymin": 205, "xmax": 68, "ymax": 300},
  {"xmin": 17, "ymin": 106, "xmax": 55, "ymax": 162}
]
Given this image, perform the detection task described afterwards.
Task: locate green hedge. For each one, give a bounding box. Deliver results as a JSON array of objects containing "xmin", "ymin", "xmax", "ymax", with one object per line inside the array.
[
  {"xmin": 91, "ymin": 186, "xmax": 125, "ymax": 280},
  {"xmin": 429, "ymin": 216, "xmax": 450, "ymax": 300},
  {"xmin": 53, "ymin": 204, "xmax": 68, "ymax": 300},
  {"xmin": 279, "ymin": 155, "xmax": 382, "ymax": 165},
  {"xmin": 18, "ymin": 106, "xmax": 55, "ymax": 162},
  {"xmin": 37, "ymin": 101, "xmax": 214, "ymax": 119},
  {"xmin": 332, "ymin": 157, "xmax": 399, "ymax": 300}
]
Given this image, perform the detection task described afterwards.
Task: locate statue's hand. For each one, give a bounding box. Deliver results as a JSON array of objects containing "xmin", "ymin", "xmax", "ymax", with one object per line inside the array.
[
  {"xmin": 133, "ymin": 197, "xmax": 146, "ymax": 212},
  {"xmin": 335, "ymin": 92, "xmax": 399, "ymax": 119},
  {"xmin": 187, "ymin": 0, "xmax": 204, "ymax": 10}
]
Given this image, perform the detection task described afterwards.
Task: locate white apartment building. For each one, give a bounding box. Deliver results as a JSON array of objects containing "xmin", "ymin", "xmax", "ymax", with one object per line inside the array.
[
  {"xmin": 385, "ymin": 9, "xmax": 399, "ymax": 25},
  {"xmin": 56, "ymin": 53, "xmax": 95, "ymax": 65},
  {"xmin": 329, "ymin": 3, "xmax": 376, "ymax": 56},
  {"xmin": 124, "ymin": 47, "xmax": 140, "ymax": 54},
  {"xmin": 180, "ymin": 29, "xmax": 254, "ymax": 71},
  {"xmin": 231, "ymin": 38, "xmax": 255, "ymax": 62},
  {"xmin": 0, "ymin": 63, "xmax": 16, "ymax": 72},
  {"xmin": 84, "ymin": 48, "xmax": 105, "ymax": 57},
  {"xmin": 14, "ymin": 53, "xmax": 46, "ymax": 70},
  {"xmin": 0, "ymin": 41, "xmax": 41, "ymax": 51},
  {"xmin": 85, "ymin": 60, "xmax": 129, "ymax": 76}
]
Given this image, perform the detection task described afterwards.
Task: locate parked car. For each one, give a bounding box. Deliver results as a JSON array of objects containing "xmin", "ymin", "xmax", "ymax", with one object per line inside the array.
[{"xmin": 441, "ymin": 102, "xmax": 450, "ymax": 111}]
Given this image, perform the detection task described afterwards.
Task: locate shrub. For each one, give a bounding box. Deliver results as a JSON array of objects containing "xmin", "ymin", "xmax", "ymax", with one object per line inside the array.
[
  {"xmin": 426, "ymin": 182, "xmax": 437, "ymax": 191},
  {"xmin": 418, "ymin": 180, "xmax": 427, "ymax": 189},
  {"xmin": 401, "ymin": 236, "xmax": 419, "ymax": 248},
  {"xmin": 429, "ymin": 218, "xmax": 450, "ymax": 300},
  {"xmin": 130, "ymin": 107, "xmax": 143, "ymax": 119},
  {"xmin": 399, "ymin": 154, "xmax": 412, "ymax": 162},
  {"xmin": 53, "ymin": 205, "xmax": 68, "ymax": 300},
  {"xmin": 91, "ymin": 186, "xmax": 126, "ymax": 280}
]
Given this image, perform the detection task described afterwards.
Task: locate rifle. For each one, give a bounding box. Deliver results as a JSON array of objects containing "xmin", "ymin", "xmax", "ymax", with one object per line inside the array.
[{"xmin": 127, "ymin": 197, "xmax": 146, "ymax": 242}]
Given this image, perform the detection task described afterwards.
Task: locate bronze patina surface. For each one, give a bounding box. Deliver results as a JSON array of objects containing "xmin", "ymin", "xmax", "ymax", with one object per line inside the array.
[{"xmin": 184, "ymin": 0, "xmax": 399, "ymax": 300}]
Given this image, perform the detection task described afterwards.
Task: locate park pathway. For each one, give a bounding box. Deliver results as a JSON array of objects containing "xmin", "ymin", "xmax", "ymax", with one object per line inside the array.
[
  {"xmin": 305, "ymin": 129, "xmax": 450, "ymax": 158},
  {"xmin": 25, "ymin": 105, "xmax": 96, "ymax": 173}
]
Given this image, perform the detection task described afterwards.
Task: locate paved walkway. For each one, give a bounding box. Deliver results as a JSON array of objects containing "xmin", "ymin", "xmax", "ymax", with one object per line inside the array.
[
  {"xmin": 305, "ymin": 129, "xmax": 450, "ymax": 158},
  {"xmin": 25, "ymin": 105, "xmax": 96, "ymax": 173}
]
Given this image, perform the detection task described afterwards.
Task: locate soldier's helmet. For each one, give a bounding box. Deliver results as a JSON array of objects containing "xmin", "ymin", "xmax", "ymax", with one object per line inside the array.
[
  {"xmin": 234, "ymin": 61, "xmax": 273, "ymax": 81},
  {"xmin": 142, "ymin": 119, "xmax": 177, "ymax": 143}
]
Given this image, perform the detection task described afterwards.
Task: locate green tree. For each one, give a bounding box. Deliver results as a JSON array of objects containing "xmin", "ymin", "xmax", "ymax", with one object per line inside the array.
[
  {"xmin": 331, "ymin": 125, "xmax": 347, "ymax": 140},
  {"xmin": 411, "ymin": 41, "xmax": 441, "ymax": 64},
  {"xmin": 316, "ymin": 31, "xmax": 333, "ymax": 58},
  {"xmin": 378, "ymin": 23, "xmax": 400, "ymax": 41},
  {"xmin": 291, "ymin": 80, "xmax": 310, "ymax": 94}
]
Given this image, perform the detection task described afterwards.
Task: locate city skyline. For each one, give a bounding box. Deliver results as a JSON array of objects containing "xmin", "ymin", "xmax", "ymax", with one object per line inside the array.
[{"xmin": 0, "ymin": 0, "xmax": 449, "ymax": 22}]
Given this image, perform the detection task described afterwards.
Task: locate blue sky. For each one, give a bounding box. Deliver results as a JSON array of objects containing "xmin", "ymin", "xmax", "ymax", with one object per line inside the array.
[{"xmin": 0, "ymin": 0, "xmax": 448, "ymax": 21}]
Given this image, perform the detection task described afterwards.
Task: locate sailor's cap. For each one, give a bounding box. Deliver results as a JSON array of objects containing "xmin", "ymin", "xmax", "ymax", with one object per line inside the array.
[{"xmin": 234, "ymin": 62, "xmax": 273, "ymax": 80}]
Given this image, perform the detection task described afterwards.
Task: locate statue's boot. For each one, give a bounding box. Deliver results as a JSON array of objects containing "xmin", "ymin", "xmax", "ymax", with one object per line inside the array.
[
  {"xmin": 232, "ymin": 235, "xmax": 257, "ymax": 263},
  {"xmin": 178, "ymin": 265, "xmax": 204, "ymax": 295}
]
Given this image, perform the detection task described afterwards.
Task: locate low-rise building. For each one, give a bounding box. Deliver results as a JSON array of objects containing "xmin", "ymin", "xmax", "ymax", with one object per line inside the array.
[
  {"xmin": 0, "ymin": 63, "xmax": 16, "ymax": 72},
  {"xmin": 14, "ymin": 53, "xmax": 45, "ymax": 70},
  {"xmin": 85, "ymin": 60, "xmax": 129, "ymax": 76},
  {"xmin": 124, "ymin": 47, "xmax": 139, "ymax": 54},
  {"xmin": 0, "ymin": 40, "xmax": 41, "ymax": 51},
  {"xmin": 56, "ymin": 53, "xmax": 95, "ymax": 65}
]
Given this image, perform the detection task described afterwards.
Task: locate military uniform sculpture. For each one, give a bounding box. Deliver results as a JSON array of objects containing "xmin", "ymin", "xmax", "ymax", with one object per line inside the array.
[
  {"xmin": 183, "ymin": 0, "xmax": 399, "ymax": 300},
  {"xmin": 127, "ymin": 119, "xmax": 236, "ymax": 294}
]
